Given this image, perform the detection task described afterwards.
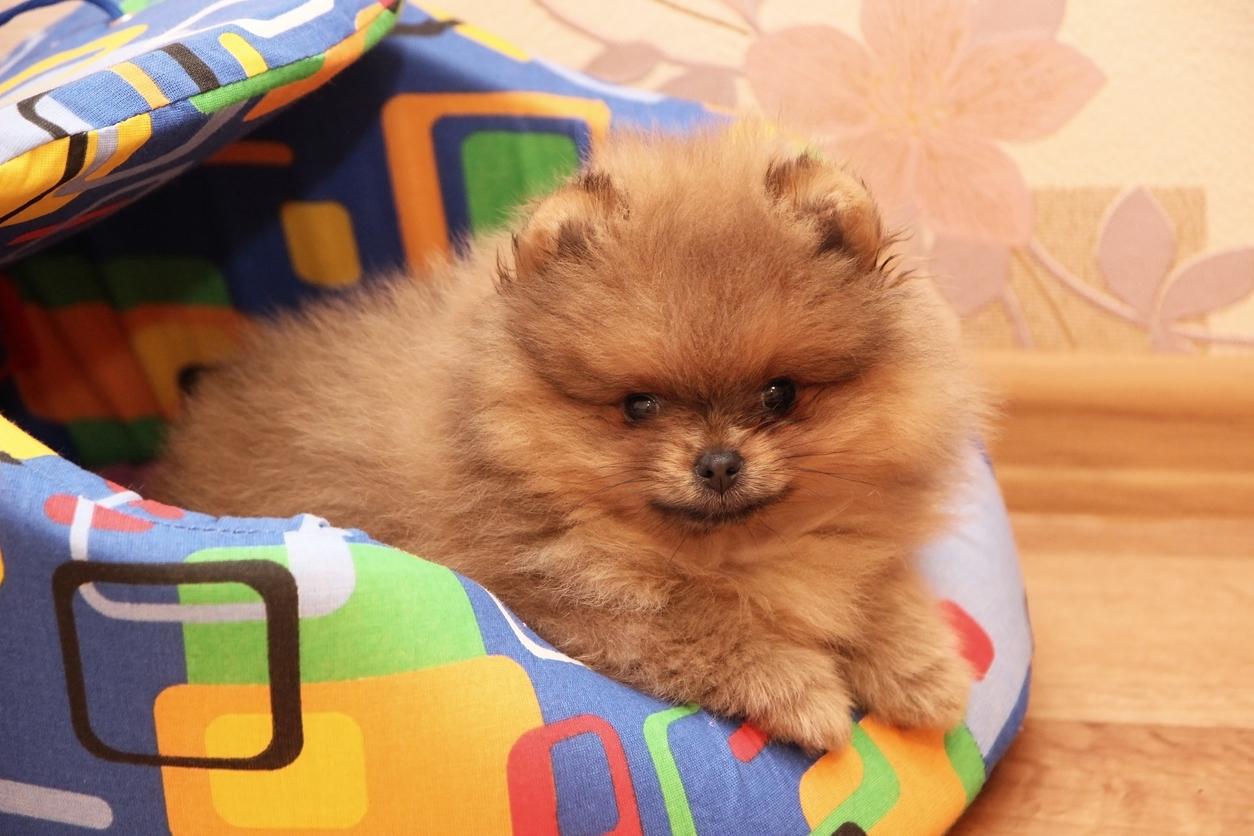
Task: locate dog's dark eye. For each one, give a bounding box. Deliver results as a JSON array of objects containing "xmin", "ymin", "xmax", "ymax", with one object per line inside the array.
[
  {"xmin": 623, "ymin": 393, "xmax": 660, "ymax": 422},
  {"xmin": 761, "ymin": 378, "xmax": 796, "ymax": 415}
]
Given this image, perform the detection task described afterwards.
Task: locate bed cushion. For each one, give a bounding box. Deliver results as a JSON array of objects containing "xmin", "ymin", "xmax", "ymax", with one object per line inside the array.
[
  {"xmin": 0, "ymin": 3, "xmax": 1029, "ymax": 832},
  {"xmin": 0, "ymin": 415, "xmax": 1030, "ymax": 833}
]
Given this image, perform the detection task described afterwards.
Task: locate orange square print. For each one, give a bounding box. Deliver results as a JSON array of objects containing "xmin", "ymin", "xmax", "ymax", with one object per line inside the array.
[
  {"xmin": 205, "ymin": 712, "xmax": 367, "ymax": 829},
  {"xmin": 155, "ymin": 656, "xmax": 544, "ymax": 834},
  {"xmin": 380, "ymin": 91, "xmax": 611, "ymax": 266}
]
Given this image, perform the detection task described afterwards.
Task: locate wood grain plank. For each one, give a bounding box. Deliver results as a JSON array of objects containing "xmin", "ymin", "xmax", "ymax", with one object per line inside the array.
[
  {"xmin": 1011, "ymin": 513, "xmax": 1254, "ymax": 558},
  {"xmin": 1019, "ymin": 533, "xmax": 1254, "ymax": 728},
  {"xmin": 988, "ymin": 410, "xmax": 1254, "ymax": 473},
  {"xmin": 953, "ymin": 719, "xmax": 1254, "ymax": 835},
  {"xmin": 979, "ymin": 353, "xmax": 1254, "ymax": 480},
  {"xmin": 997, "ymin": 465, "xmax": 1254, "ymax": 516},
  {"xmin": 978, "ymin": 353, "xmax": 1254, "ymax": 417}
]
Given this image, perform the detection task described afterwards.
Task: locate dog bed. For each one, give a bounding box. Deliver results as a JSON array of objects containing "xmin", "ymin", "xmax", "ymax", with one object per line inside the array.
[{"xmin": 0, "ymin": 2, "xmax": 1032, "ymax": 833}]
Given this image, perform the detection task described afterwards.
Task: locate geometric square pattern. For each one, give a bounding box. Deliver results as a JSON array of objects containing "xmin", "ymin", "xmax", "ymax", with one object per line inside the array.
[
  {"xmin": 460, "ymin": 130, "xmax": 580, "ymax": 233},
  {"xmin": 206, "ymin": 712, "xmax": 368, "ymax": 829},
  {"xmin": 381, "ymin": 91, "xmax": 612, "ymax": 266},
  {"xmin": 180, "ymin": 544, "xmax": 485, "ymax": 684},
  {"xmin": 52, "ymin": 558, "xmax": 301, "ymax": 770},
  {"xmin": 280, "ymin": 201, "xmax": 363, "ymax": 287},
  {"xmin": 156, "ymin": 657, "xmax": 544, "ymax": 833}
]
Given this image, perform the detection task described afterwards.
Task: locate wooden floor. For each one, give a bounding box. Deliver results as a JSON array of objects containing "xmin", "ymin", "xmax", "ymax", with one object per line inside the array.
[{"xmin": 952, "ymin": 355, "xmax": 1254, "ymax": 834}]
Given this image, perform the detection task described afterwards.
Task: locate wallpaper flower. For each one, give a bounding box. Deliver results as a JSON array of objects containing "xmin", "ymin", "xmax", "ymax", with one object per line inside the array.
[
  {"xmin": 745, "ymin": 0, "xmax": 1103, "ymax": 246},
  {"xmin": 442, "ymin": 0, "xmax": 1254, "ymax": 352}
]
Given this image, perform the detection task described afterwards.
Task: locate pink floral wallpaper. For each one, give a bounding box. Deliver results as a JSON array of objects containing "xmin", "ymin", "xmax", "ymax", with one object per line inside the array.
[{"xmin": 446, "ymin": 0, "xmax": 1254, "ymax": 351}]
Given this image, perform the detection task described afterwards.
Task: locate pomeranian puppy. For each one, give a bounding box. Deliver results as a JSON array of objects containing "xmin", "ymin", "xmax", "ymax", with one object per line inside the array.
[{"xmin": 152, "ymin": 126, "xmax": 984, "ymax": 752}]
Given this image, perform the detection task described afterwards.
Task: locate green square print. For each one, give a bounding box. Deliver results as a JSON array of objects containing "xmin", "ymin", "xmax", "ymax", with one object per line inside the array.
[
  {"xmin": 179, "ymin": 544, "xmax": 485, "ymax": 684},
  {"xmin": 461, "ymin": 130, "xmax": 581, "ymax": 233}
]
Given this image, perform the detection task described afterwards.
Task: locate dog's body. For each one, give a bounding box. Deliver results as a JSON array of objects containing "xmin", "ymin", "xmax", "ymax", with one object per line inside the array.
[{"xmin": 153, "ymin": 127, "xmax": 983, "ymax": 751}]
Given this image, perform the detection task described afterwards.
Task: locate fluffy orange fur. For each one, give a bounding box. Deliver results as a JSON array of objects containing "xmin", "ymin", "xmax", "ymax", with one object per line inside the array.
[{"xmin": 152, "ymin": 126, "xmax": 986, "ymax": 752}]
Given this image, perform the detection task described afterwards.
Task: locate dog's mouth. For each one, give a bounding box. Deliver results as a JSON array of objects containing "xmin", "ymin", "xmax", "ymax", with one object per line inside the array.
[{"xmin": 649, "ymin": 490, "xmax": 788, "ymax": 528}]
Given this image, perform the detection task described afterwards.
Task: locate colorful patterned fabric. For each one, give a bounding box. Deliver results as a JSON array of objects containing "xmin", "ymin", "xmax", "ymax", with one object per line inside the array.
[
  {"xmin": 0, "ymin": 0, "xmax": 400, "ymax": 262},
  {"xmin": 0, "ymin": 417, "xmax": 1031, "ymax": 834},
  {"xmin": 0, "ymin": 3, "xmax": 1031, "ymax": 833},
  {"xmin": 0, "ymin": 2, "xmax": 712, "ymax": 468}
]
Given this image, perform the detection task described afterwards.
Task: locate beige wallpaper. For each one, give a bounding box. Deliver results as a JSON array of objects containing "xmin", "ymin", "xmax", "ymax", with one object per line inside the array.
[
  {"xmin": 4, "ymin": 0, "xmax": 1251, "ymax": 351},
  {"xmin": 433, "ymin": 0, "xmax": 1254, "ymax": 353}
]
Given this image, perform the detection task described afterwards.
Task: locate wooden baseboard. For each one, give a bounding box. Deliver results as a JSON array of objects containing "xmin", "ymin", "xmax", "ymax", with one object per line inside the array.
[{"xmin": 978, "ymin": 353, "xmax": 1254, "ymax": 516}]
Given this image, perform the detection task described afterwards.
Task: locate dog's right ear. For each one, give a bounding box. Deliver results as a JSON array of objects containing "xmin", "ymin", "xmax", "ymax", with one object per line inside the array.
[
  {"xmin": 764, "ymin": 152, "xmax": 883, "ymax": 271},
  {"xmin": 498, "ymin": 170, "xmax": 627, "ymax": 288}
]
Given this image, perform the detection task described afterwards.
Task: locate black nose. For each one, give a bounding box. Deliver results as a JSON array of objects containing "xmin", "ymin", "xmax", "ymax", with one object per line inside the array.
[{"xmin": 694, "ymin": 449, "xmax": 744, "ymax": 494}]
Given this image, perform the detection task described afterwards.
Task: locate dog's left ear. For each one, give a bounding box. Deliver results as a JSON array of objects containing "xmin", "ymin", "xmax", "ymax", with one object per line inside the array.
[
  {"xmin": 765, "ymin": 153, "xmax": 883, "ymax": 271},
  {"xmin": 501, "ymin": 170, "xmax": 627, "ymax": 287}
]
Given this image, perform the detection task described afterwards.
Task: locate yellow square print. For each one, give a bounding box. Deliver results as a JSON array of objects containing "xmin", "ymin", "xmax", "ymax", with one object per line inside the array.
[
  {"xmin": 156, "ymin": 657, "xmax": 544, "ymax": 833},
  {"xmin": 279, "ymin": 200, "xmax": 362, "ymax": 288},
  {"xmin": 0, "ymin": 415, "xmax": 54, "ymax": 460},
  {"xmin": 205, "ymin": 712, "xmax": 367, "ymax": 829}
]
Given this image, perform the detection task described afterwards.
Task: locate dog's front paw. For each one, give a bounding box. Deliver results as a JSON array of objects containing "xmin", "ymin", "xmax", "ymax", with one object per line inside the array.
[
  {"xmin": 849, "ymin": 648, "xmax": 971, "ymax": 730},
  {"xmin": 750, "ymin": 676, "xmax": 855, "ymax": 754}
]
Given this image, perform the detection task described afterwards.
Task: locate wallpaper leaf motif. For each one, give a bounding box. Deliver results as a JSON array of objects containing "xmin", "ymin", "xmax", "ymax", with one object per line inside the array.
[
  {"xmin": 1149, "ymin": 326, "xmax": 1197, "ymax": 353},
  {"xmin": 719, "ymin": 0, "xmax": 762, "ymax": 27},
  {"xmin": 1028, "ymin": 190, "xmax": 1254, "ymax": 350},
  {"xmin": 930, "ymin": 235, "xmax": 1010, "ymax": 316},
  {"xmin": 1097, "ymin": 187, "xmax": 1177, "ymax": 321},
  {"xmin": 659, "ymin": 67, "xmax": 738, "ymax": 109},
  {"xmin": 584, "ymin": 41, "xmax": 664, "ymax": 83},
  {"xmin": 1159, "ymin": 249, "xmax": 1254, "ymax": 323}
]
